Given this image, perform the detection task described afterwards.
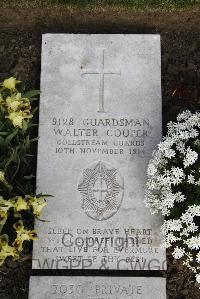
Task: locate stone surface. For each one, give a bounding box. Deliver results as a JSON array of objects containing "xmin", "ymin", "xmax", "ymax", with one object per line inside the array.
[
  {"xmin": 33, "ymin": 34, "xmax": 166, "ymax": 270},
  {"xmin": 29, "ymin": 276, "xmax": 166, "ymax": 299}
]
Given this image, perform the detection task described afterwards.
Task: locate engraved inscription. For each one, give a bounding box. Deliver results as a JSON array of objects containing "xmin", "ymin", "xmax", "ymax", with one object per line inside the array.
[
  {"xmin": 78, "ymin": 161, "xmax": 124, "ymax": 221},
  {"xmin": 52, "ymin": 117, "xmax": 151, "ymax": 158},
  {"xmin": 81, "ymin": 49, "xmax": 121, "ymax": 112},
  {"xmin": 51, "ymin": 282, "xmax": 143, "ymax": 298}
]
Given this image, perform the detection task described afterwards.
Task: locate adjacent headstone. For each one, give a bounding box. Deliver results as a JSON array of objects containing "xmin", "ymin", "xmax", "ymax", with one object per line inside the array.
[
  {"xmin": 29, "ymin": 276, "xmax": 166, "ymax": 299},
  {"xmin": 32, "ymin": 34, "xmax": 166, "ymax": 270}
]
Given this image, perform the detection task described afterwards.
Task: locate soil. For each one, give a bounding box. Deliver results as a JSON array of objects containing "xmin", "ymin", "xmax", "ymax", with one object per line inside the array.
[{"xmin": 0, "ymin": 5, "xmax": 200, "ymax": 299}]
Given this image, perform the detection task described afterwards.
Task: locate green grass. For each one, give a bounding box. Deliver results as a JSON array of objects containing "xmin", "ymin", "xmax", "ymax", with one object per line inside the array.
[{"xmin": 1, "ymin": 0, "xmax": 200, "ymax": 9}]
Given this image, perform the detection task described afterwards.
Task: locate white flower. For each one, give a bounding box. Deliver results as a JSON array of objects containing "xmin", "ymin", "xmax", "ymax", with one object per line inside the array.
[
  {"xmin": 161, "ymin": 219, "xmax": 182, "ymax": 234},
  {"xmin": 175, "ymin": 192, "xmax": 185, "ymax": 203},
  {"xmin": 187, "ymin": 174, "xmax": 195, "ymax": 184},
  {"xmin": 183, "ymin": 147, "xmax": 198, "ymax": 168},
  {"xmin": 197, "ymin": 252, "xmax": 200, "ymax": 263},
  {"xmin": 177, "ymin": 110, "xmax": 192, "ymax": 121},
  {"xmin": 147, "ymin": 163, "xmax": 157, "ymax": 176},
  {"xmin": 176, "ymin": 141, "xmax": 185, "ymax": 154},
  {"xmin": 171, "ymin": 167, "xmax": 185, "ymax": 184},
  {"xmin": 196, "ymin": 274, "xmax": 200, "ymax": 284},
  {"xmin": 196, "ymin": 179, "xmax": 200, "ymax": 186},
  {"xmin": 145, "ymin": 111, "xmax": 200, "ymax": 281},
  {"xmin": 166, "ymin": 149, "xmax": 176, "ymax": 158},
  {"xmin": 185, "ymin": 236, "xmax": 200, "ymax": 250},
  {"xmin": 172, "ymin": 247, "xmax": 185, "ymax": 259}
]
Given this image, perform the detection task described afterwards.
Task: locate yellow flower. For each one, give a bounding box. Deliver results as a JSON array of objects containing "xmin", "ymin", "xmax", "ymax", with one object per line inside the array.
[
  {"xmin": 13, "ymin": 220, "xmax": 38, "ymax": 243},
  {"xmin": 0, "ymin": 256, "xmax": 5, "ymax": 266},
  {"xmin": 30, "ymin": 197, "xmax": 47, "ymax": 217},
  {"xmin": 2, "ymin": 77, "xmax": 21, "ymax": 90},
  {"xmin": 0, "ymin": 171, "xmax": 6, "ymax": 183},
  {"xmin": 0, "ymin": 235, "xmax": 18, "ymax": 266},
  {"xmin": 0, "ymin": 171, "xmax": 12, "ymax": 190},
  {"xmin": 7, "ymin": 110, "xmax": 32, "ymax": 128},
  {"xmin": 12, "ymin": 239, "xmax": 23, "ymax": 252},
  {"xmin": 14, "ymin": 196, "xmax": 28, "ymax": 211},
  {"xmin": 23, "ymin": 101, "xmax": 31, "ymax": 109},
  {"xmin": 6, "ymin": 93, "xmax": 24, "ymax": 112},
  {"xmin": 29, "ymin": 230, "xmax": 38, "ymax": 240},
  {"xmin": 13, "ymin": 221, "xmax": 37, "ymax": 252},
  {"xmin": 0, "ymin": 94, "xmax": 4, "ymax": 106},
  {"xmin": 7, "ymin": 111, "xmax": 24, "ymax": 128},
  {"xmin": 0, "ymin": 197, "xmax": 13, "ymax": 226},
  {"xmin": 0, "ymin": 197, "xmax": 13, "ymax": 210},
  {"xmin": 6, "ymin": 93, "xmax": 22, "ymax": 112},
  {"xmin": 13, "ymin": 220, "xmax": 23, "ymax": 231},
  {"xmin": 9, "ymin": 100, "xmax": 20, "ymax": 111},
  {"xmin": 0, "ymin": 210, "xmax": 7, "ymax": 226},
  {"xmin": 13, "ymin": 234, "xmax": 37, "ymax": 252},
  {"xmin": 15, "ymin": 93, "xmax": 21, "ymax": 101}
]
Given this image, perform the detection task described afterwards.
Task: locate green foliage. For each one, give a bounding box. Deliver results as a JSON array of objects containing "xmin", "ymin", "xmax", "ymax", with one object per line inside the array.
[
  {"xmin": 0, "ymin": 79, "xmax": 39, "ymax": 197},
  {"xmin": 0, "ymin": 77, "xmax": 47, "ymax": 267}
]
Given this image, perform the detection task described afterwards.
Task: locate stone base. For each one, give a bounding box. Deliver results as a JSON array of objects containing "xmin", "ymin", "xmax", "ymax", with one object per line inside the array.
[{"xmin": 29, "ymin": 275, "xmax": 166, "ymax": 299}]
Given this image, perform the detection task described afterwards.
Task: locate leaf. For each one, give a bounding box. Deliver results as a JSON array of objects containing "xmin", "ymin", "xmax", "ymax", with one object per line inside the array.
[
  {"xmin": 0, "ymin": 224, "xmax": 4, "ymax": 234},
  {"xmin": 36, "ymin": 218, "xmax": 50, "ymax": 223},
  {"xmin": 31, "ymin": 107, "xmax": 38, "ymax": 115},
  {"xmin": 23, "ymin": 90, "xmax": 40, "ymax": 98},
  {"xmin": 0, "ymin": 136, "xmax": 6, "ymax": 147},
  {"xmin": 36, "ymin": 194, "xmax": 54, "ymax": 198},
  {"xmin": 0, "ymin": 179, "xmax": 13, "ymax": 192},
  {"xmin": 22, "ymin": 120, "xmax": 28, "ymax": 132},
  {"xmin": 4, "ymin": 148, "xmax": 15, "ymax": 170},
  {"xmin": 5, "ymin": 129, "xmax": 19, "ymax": 144},
  {"xmin": 24, "ymin": 174, "xmax": 35, "ymax": 180},
  {"xmin": 0, "ymin": 132, "xmax": 9, "ymax": 136},
  {"xmin": 30, "ymin": 137, "xmax": 38, "ymax": 143},
  {"xmin": 24, "ymin": 135, "xmax": 30, "ymax": 150},
  {"xmin": 10, "ymin": 152, "xmax": 20, "ymax": 181},
  {"xmin": 28, "ymin": 123, "xmax": 38, "ymax": 128},
  {"xmin": 29, "ymin": 98, "xmax": 40, "ymax": 102}
]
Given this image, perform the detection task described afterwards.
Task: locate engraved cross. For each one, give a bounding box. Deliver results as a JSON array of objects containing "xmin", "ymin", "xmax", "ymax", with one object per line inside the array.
[
  {"xmin": 93, "ymin": 175, "xmax": 108, "ymax": 203},
  {"xmin": 81, "ymin": 49, "xmax": 121, "ymax": 112}
]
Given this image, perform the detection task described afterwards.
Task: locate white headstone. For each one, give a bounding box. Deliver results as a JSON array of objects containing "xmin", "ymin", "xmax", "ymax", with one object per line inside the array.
[{"xmin": 32, "ymin": 34, "xmax": 166, "ymax": 270}]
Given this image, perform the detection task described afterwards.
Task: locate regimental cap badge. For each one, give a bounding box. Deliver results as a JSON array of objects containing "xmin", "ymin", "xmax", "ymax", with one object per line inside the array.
[{"xmin": 78, "ymin": 161, "xmax": 124, "ymax": 221}]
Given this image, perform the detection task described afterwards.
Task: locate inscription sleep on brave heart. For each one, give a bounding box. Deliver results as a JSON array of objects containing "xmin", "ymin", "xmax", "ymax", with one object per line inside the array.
[{"xmin": 33, "ymin": 34, "xmax": 166, "ymax": 270}]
